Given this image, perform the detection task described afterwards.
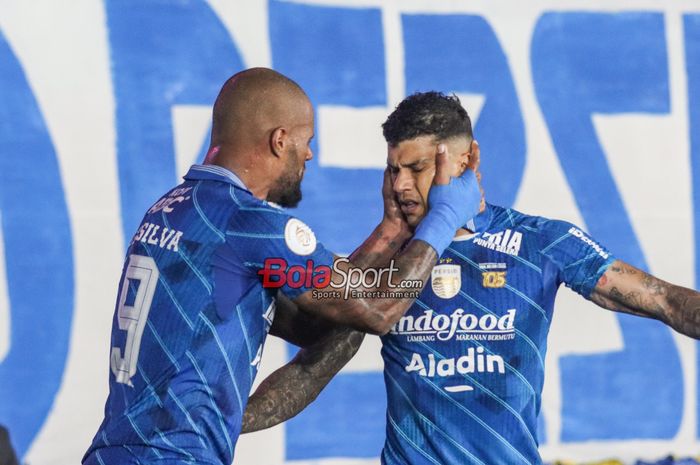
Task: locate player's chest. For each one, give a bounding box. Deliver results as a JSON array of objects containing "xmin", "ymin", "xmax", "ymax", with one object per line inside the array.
[
  {"xmin": 387, "ymin": 236, "xmax": 550, "ymax": 345},
  {"xmin": 426, "ymin": 234, "xmax": 546, "ymax": 304}
]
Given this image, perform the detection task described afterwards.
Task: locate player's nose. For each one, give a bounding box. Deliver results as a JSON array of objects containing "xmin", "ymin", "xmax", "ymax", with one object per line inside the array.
[{"xmin": 393, "ymin": 169, "xmax": 413, "ymax": 193}]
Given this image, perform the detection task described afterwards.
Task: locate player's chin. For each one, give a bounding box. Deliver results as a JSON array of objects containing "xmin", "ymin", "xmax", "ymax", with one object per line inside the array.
[{"xmin": 406, "ymin": 212, "xmax": 425, "ymax": 230}]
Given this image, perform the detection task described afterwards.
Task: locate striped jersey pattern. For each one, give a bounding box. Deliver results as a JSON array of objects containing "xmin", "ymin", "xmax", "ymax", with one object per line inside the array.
[
  {"xmin": 83, "ymin": 165, "xmax": 334, "ymax": 465},
  {"xmin": 381, "ymin": 203, "xmax": 615, "ymax": 465}
]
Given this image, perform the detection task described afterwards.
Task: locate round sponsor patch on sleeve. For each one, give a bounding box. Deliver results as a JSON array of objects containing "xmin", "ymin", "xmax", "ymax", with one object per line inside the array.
[{"xmin": 284, "ymin": 218, "xmax": 317, "ymax": 256}]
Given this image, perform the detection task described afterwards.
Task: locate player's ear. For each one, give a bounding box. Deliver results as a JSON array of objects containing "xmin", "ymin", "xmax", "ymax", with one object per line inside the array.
[
  {"xmin": 270, "ymin": 127, "xmax": 288, "ymax": 158},
  {"xmin": 454, "ymin": 140, "xmax": 471, "ymax": 176},
  {"xmin": 465, "ymin": 139, "xmax": 480, "ymax": 173}
]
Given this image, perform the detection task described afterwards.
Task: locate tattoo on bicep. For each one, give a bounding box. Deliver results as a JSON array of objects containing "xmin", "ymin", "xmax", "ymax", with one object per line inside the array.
[
  {"xmin": 597, "ymin": 274, "xmax": 608, "ymax": 287},
  {"xmin": 589, "ymin": 290, "xmax": 616, "ymax": 310},
  {"xmin": 598, "ymin": 262, "xmax": 666, "ymax": 318},
  {"xmin": 609, "ymin": 264, "xmax": 638, "ymax": 275},
  {"xmin": 601, "ymin": 262, "xmax": 700, "ymax": 338}
]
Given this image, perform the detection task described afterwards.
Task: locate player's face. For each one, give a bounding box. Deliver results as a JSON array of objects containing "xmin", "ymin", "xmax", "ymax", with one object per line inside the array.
[
  {"xmin": 387, "ymin": 136, "xmax": 465, "ymax": 228},
  {"xmin": 387, "ymin": 136, "xmax": 437, "ymax": 228},
  {"xmin": 269, "ymin": 103, "xmax": 314, "ymax": 208}
]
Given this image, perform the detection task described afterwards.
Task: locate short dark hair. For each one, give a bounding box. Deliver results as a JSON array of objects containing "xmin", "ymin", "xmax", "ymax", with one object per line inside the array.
[{"xmin": 382, "ymin": 91, "xmax": 473, "ymax": 146}]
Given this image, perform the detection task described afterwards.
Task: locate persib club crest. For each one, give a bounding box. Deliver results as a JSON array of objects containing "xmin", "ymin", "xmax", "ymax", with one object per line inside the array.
[{"xmin": 431, "ymin": 264, "xmax": 461, "ymax": 299}]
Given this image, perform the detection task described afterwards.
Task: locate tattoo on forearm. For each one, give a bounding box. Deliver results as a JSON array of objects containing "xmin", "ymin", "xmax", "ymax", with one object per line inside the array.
[
  {"xmin": 598, "ymin": 261, "xmax": 700, "ymax": 339},
  {"xmin": 665, "ymin": 285, "xmax": 700, "ymax": 338},
  {"xmin": 349, "ymin": 224, "xmax": 408, "ymax": 269},
  {"xmin": 241, "ymin": 329, "xmax": 364, "ymax": 433}
]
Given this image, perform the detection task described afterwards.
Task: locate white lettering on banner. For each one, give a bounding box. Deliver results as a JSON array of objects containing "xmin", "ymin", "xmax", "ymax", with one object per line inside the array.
[
  {"xmin": 568, "ymin": 227, "xmax": 610, "ymax": 259},
  {"xmin": 473, "ymin": 229, "xmax": 523, "ymax": 256},
  {"xmin": 4, "ymin": 2, "xmax": 696, "ymax": 464},
  {"xmin": 391, "ymin": 308, "xmax": 516, "ymax": 342},
  {"xmin": 405, "ymin": 347, "xmax": 506, "ymax": 377}
]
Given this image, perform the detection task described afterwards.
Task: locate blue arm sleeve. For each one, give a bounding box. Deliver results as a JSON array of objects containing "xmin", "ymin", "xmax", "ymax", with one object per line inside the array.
[{"xmin": 538, "ymin": 219, "xmax": 615, "ymax": 298}]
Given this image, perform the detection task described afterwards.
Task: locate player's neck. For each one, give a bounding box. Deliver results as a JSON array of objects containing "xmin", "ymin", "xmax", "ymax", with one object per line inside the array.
[{"xmin": 204, "ymin": 145, "xmax": 274, "ymax": 201}]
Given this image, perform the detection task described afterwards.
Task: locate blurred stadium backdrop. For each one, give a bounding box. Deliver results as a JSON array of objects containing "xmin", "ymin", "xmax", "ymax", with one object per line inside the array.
[{"xmin": 1, "ymin": 0, "xmax": 700, "ymax": 464}]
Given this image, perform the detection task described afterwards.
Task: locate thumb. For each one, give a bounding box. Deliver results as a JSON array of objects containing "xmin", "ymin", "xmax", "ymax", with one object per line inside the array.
[{"xmin": 433, "ymin": 144, "xmax": 450, "ymax": 185}]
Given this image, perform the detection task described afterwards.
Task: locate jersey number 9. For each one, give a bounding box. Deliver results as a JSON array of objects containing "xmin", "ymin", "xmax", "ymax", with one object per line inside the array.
[{"xmin": 110, "ymin": 254, "xmax": 159, "ymax": 386}]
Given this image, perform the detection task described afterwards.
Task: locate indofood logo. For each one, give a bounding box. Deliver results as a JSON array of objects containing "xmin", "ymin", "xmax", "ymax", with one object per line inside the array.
[{"xmin": 390, "ymin": 308, "xmax": 517, "ymax": 342}]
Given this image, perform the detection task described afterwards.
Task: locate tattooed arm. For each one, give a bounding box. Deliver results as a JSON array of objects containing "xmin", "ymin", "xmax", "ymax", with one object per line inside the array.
[
  {"xmin": 242, "ymin": 151, "xmax": 481, "ymax": 431},
  {"xmin": 348, "ymin": 169, "xmax": 412, "ymax": 268},
  {"xmin": 589, "ymin": 260, "xmax": 700, "ymax": 338},
  {"xmin": 268, "ymin": 292, "xmax": 335, "ymax": 348},
  {"xmin": 268, "ymin": 168, "xmax": 412, "ymax": 348},
  {"xmin": 294, "ymin": 148, "xmax": 481, "ymax": 335},
  {"xmin": 241, "ymin": 170, "xmax": 410, "ymax": 431},
  {"xmin": 242, "ymin": 327, "xmax": 364, "ymax": 433}
]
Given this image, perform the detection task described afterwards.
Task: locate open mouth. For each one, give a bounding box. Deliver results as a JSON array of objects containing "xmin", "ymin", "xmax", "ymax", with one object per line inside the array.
[{"xmin": 400, "ymin": 200, "xmax": 420, "ymax": 215}]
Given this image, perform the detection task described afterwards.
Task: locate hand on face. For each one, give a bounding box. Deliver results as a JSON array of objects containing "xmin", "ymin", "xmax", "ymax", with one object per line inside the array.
[
  {"xmin": 433, "ymin": 143, "xmax": 453, "ymax": 185},
  {"xmin": 387, "ymin": 136, "xmax": 484, "ymax": 230},
  {"xmin": 427, "ymin": 140, "xmax": 483, "ymax": 226},
  {"xmin": 465, "ymin": 140, "xmax": 485, "ymax": 213},
  {"xmin": 382, "ymin": 167, "xmax": 411, "ymax": 234},
  {"xmin": 441, "ymin": 140, "xmax": 485, "ymax": 214},
  {"xmin": 412, "ymin": 140, "xmax": 483, "ymax": 256}
]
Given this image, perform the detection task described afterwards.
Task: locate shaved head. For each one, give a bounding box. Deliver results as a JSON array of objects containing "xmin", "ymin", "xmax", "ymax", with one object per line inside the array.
[
  {"xmin": 211, "ymin": 67, "xmax": 311, "ymax": 147},
  {"xmin": 206, "ymin": 68, "xmax": 315, "ymax": 208}
]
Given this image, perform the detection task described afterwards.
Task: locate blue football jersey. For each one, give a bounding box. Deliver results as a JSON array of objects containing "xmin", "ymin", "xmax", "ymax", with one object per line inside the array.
[
  {"xmin": 381, "ymin": 203, "xmax": 615, "ymax": 465},
  {"xmin": 84, "ymin": 165, "xmax": 334, "ymax": 465}
]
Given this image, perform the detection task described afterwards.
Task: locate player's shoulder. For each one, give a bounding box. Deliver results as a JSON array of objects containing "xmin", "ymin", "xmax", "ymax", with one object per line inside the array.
[
  {"xmin": 486, "ymin": 203, "xmax": 578, "ymax": 243},
  {"xmin": 224, "ymin": 188, "xmax": 322, "ymax": 251},
  {"xmin": 228, "ymin": 187, "xmax": 293, "ymax": 225},
  {"xmin": 224, "ymin": 192, "xmax": 326, "ymax": 261}
]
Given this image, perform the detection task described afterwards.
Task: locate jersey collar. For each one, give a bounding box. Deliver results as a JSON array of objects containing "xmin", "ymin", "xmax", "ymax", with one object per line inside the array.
[
  {"xmin": 184, "ymin": 164, "xmax": 250, "ymax": 192},
  {"xmin": 465, "ymin": 202, "xmax": 494, "ymax": 233}
]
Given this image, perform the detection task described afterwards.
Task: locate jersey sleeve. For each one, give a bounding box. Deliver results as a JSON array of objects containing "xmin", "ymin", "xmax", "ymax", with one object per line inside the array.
[
  {"xmin": 223, "ymin": 204, "xmax": 335, "ymax": 299},
  {"xmin": 538, "ymin": 219, "xmax": 615, "ymax": 298}
]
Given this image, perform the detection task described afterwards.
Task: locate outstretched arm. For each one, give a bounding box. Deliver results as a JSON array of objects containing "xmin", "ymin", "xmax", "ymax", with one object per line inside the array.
[
  {"xmin": 589, "ymin": 260, "xmax": 700, "ymax": 338},
  {"xmin": 242, "ymin": 327, "xmax": 364, "ymax": 433}
]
